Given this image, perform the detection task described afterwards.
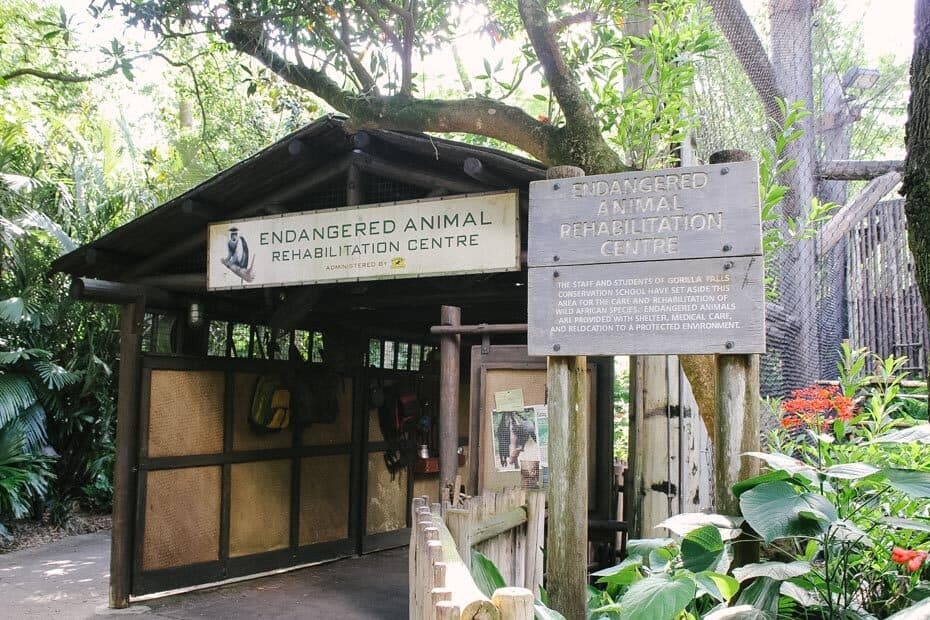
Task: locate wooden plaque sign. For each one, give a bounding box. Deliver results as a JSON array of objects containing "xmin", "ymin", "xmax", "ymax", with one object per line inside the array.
[
  {"xmin": 528, "ymin": 161, "xmax": 761, "ymax": 267},
  {"xmin": 527, "ymin": 162, "xmax": 765, "ymax": 356},
  {"xmin": 528, "ymin": 256, "xmax": 765, "ymax": 355},
  {"xmin": 207, "ymin": 191, "xmax": 519, "ymax": 290}
]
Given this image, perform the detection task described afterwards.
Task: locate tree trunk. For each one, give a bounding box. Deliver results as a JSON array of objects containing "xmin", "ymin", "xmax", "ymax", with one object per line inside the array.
[{"xmin": 903, "ymin": 0, "xmax": 930, "ymax": 393}]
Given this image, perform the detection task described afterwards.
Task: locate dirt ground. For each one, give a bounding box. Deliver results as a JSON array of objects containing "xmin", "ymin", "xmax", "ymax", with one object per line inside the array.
[{"xmin": 0, "ymin": 514, "xmax": 112, "ymax": 555}]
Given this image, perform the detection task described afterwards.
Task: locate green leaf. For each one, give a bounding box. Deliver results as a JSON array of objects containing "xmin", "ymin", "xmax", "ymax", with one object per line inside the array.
[
  {"xmin": 824, "ymin": 463, "xmax": 880, "ymax": 479},
  {"xmin": 681, "ymin": 525, "xmax": 724, "ymax": 572},
  {"xmin": 883, "ymin": 468, "xmax": 930, "ymax": 497},
  {"xmin": 829, "ymin": 519, "xmax": 872, "ymax": 547},
  {"xmin": 779, "ymin": 582, "xmax": 821, "ymax": 607},
  {"xmin": 735, "ymin": 577, "xmax": 781, "ymax": 614},
  {"xmin": 869, "ymin": 425, "xmax": 930, "ymax": 444},
  {"xmin": 33, "ymin": 360, "xmax": 80, "ymax": 390},
  {"xmin": 742, "ymin": 452, "xmax": 811, "ymax": 474},
  {"xmin": 886, "ymin": 598, "xmax": 930, "ymax": 619},
  {"xmin": 617, "ymin": 574, "xmax": 695, "ymax": 620},
  {"xmin": 732, "ymin": 470, "xmax": 794, "ymax": 497},
  {"xmin": 883, "ymin": 517, "xmax": 930, "ymax": 533},
  {"xmin": 694, "ymin": 571, "xmax": 739, "ymax": 602},
  {"xmin": 655, "ymin": 512, "xmax": 743, "ymax": 537},
  {"xmin": 533, "ymin": 603, "xmax": 566, "ymax": 620},
  {"xmin": 739, "ymin": 482, "xmax": 836, "ymax": 542},
  {"xmin": 732, "ymin": 561, "xmax": 811, "ymax": 583},
  {"xmin": 470, "ymin": 550, "xmax": 505, "ymax": 598},
  {"xmin": 593, "ymin": 557, "xmax": 642, "ymax": 586},
  {"xmin": 704, "ymin": 605, "xmax": 775, "ymax": 619},
  {"xmin": 625, "ymin": 537, "xmax": 675, "ymax": 558}
]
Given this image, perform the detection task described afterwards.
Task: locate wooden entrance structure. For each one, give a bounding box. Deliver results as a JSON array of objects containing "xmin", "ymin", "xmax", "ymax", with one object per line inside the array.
[{"xmin": 53, "ymin": 116, "xmax": 620, "ymax": 608}]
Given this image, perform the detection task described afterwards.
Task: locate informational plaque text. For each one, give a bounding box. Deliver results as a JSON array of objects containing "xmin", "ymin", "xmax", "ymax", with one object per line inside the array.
[{"xmin": 527, "ymin": 162, "xmax": 765, "ymax": 356}]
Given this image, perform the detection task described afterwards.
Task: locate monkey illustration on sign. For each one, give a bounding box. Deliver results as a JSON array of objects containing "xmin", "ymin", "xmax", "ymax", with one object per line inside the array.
[{"xmin": 220, "ymin": 227, "xmax": 255, "ymax": 282}]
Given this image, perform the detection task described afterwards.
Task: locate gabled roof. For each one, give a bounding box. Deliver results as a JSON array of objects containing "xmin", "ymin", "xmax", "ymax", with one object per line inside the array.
[
  {"xmin": 53, "ymin": 115, "xmax": 545, "ymax": 280},
  {"xmin": 54, "ymin": 115, "xmax": 546, "ymax": 331}
]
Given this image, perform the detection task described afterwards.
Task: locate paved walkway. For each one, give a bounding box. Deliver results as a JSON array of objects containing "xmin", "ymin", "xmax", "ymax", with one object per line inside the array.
[{"xmin": 0, "ymin": 531, "xmax": 408, "ymax": 619}]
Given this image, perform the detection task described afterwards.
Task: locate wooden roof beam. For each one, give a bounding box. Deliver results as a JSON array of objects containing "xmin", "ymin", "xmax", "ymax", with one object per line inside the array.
[
  {"xmin": 351, "ymin": 152, "xmax": 487, "ymax": 194},
  {"xmin": 817, "ymin": 159, "xmax": 904, "ymax": 180},
  {"xmin": 463, "ymin": 157, "xmax": 510, "ymax": 188},
  {"xmin": 818, "ymin": 170, "xmax": 902, "ymax": 254}
]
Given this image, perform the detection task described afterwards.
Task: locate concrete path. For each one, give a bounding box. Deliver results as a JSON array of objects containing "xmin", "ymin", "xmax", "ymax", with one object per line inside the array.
[{"xmin": 0, "ymin": 531, "xmax": 408, "ymax": 619}]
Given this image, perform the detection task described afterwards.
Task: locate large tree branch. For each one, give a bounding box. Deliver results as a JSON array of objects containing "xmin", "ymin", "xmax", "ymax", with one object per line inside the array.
[
  {"xmin": 224, "ymin": 15, "xmax": 559, "ymax": 162},
  {"xmin": 325, "ymin": 5, "xmax": 379, "ymax": 95},
  {"xmin": 549, "ymin": 11, "xmax": 597, "ymax": 35},
  {"xmin": 516, "ymin": 0, "xmax": 625, "ymax": 172},
  {"xmin": 1, "ymin": 66, "xmax": 119, "ymax": 83},
  {"xmin": 353, "ymin": 0, "xmax": 413, "ymax": 95},
  {"xmin": 225, "ymin": 16, "xmax": 366, "ymax": 115},
  {"xmin": 354, "ymin": 0, "xmax": 403, "ymax": 53},
  {"xmin": 708, "ymin": 0, "xmax": 784, "ymax": 125},
  {"xmin": 517, "ymin": 0, "xmax": 600, "ymax": 133}
]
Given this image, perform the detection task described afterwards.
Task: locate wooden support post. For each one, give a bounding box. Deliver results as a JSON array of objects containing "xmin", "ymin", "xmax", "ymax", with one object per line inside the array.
[
  {"xmin": 545, "ymin": 165, "xmax": 588, "ymax": 620},
  {"xmin": 711, "ymin": 149, "xmax": 761, "ymax": 567},
  {"xmin": 109, "ymin": 302, "xmax": 144, "ymax": 608},
  {"xmin": 440, "ymin": 306, "xmax": 462, "ymax": 503},
  {"xmin": 715, "ymin": 355, "xmax": 761, "ymax": 566},
  {"xmin": 492, "ymin": 587, "xmax": 535, "ymax": 620}
]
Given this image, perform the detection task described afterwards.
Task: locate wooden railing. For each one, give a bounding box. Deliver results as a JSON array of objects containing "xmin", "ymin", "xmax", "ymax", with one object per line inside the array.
[{"xmin": 409, "ymin": 489, "xmax": 546, "ymax": 620}]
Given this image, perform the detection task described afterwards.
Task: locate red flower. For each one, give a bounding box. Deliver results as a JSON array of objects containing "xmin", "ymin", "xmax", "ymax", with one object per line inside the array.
[
  {"xmin": 780, "ymin": 384, "xmax": 856, "ymax": 431},
  {"xmin": 537, "ymin": 114, "xmax": 550, "ymax": 123},
  {"xmin": 891, "ymin": 547, "xmax": 928, "ymax": 572}
]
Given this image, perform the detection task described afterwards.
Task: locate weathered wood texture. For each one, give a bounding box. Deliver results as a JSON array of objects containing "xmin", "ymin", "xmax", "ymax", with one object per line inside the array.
[
  {"xmin": 546, "ymin": 354, "xmax": 588, "ymax": 620},
  {"xmin": 715, "ymin": 354, "xmax": 760, "ymax": 567},
  {"xmin": 817, "ymin": 159, "xmax": 904, "ymax": 180},
  {"xmin": 847, "ymin": 200, "xmax": 930, "ymax": 374},
  {"xmin": 408, "ymin": 492, "xmax": 542, "ymax": 619},
  {"xmin": 527, "ymin": 162, "xmax": 761, "ymax": 267},
  {"xmin": 540, "ymin": 163, "xmax": 589, "ymax": 620},
  {"xmin": 818, "ymin": 171, "xmax": 903, "ymax": 253},
  {"xmin": 440, "ymin": 306, "xmax": 462, "ymax": 503},
  {"xmin": 110, "ymin": 302, "xmax": 144, "ymax": 608},
  {"xmin": 528, "ymin": 257, "xmax": 766, "ymax": 356},
  {"xmin": 627, "ymin": 356, "xmax": 714, "ymax": 538}
]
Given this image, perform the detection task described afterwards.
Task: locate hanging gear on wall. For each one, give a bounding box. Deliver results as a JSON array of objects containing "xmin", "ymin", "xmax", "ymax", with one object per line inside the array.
[
  {"xmin": 249, "ymin": 376, "xmax": 292, "ymax": 431},
  {"xmin": 378, "ymin": 387, "xmax": 419, "ymax": 479}
]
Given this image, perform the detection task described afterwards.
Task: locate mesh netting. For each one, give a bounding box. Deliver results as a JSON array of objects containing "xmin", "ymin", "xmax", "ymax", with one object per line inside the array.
[{"xmin": 690, "ymin": 0, "xmax": 920, "ymax": 394}]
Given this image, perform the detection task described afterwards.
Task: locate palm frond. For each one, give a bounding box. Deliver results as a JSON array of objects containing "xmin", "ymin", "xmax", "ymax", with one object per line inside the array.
[
  {"xmin": 32, "ymin": 360, "xmax": 80, "ymax": 390},
  {"xmin": 0, "ymin": 215, "xmax": 26, "ymax": 246},
  {"xmin": 17, "ymin": 403, "xmax": 48, "ymax": 454},
  {"xmin": 17, "ymin": 209, "xmax": 77, "ymax": 254},
  {"xmin": 0, "ymin": 172, "xmax": 40, "ymax": 193},
  {"xmin": 0, "ymin": 297, "xmax": 38, "ymax": 328},
  {"xmin": 0, "ymin": 348, "xmax": 51, "ymax": 365},
  {"xmin": 0, "ymin": 373, "xmax": 38, "ymax": 428}
]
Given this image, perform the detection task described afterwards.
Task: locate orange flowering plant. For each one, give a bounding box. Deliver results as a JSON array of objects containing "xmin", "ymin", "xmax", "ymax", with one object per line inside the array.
[{"xmin": 722, "ymin": 344, "xmax": 930, "ymax": 618}]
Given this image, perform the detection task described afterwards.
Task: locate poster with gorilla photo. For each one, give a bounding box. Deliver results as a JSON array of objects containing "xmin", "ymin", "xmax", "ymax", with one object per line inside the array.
[{"xmin": 491, "ymin": 405, "xmax": 549, "ymax": 486}]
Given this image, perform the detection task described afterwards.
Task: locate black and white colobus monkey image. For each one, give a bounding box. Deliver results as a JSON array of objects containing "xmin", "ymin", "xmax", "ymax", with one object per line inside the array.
[{"xmin": 220, "ymin": 227, "xmax": 255, "ymax": 282}]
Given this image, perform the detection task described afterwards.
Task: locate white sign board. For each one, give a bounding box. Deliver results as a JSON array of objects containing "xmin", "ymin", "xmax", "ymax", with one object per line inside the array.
[{"xmin": 207, "ymin": 191, "xmax": 520, "ymax": 290}]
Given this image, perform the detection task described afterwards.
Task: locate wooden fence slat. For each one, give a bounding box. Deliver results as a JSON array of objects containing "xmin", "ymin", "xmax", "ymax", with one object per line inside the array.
[
  {"xmin": 436, "ymin": 601, "xmax": 461, "ymax": 620},
  {"xmin": 471, "ymin": 507, "xmax": 527, "ymax": 547}
]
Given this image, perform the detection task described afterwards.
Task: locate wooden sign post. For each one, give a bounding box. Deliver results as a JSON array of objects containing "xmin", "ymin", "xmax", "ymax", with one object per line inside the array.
[
  {"xmin": 709, "ymin": 149, "xmax": 761, "ymax": 567},
  {"xmin": 527, "ymin": 157, "xmax": 765, "ymax": 615},
  {"xmin": 541, "ymin": 165, "xmax": 588, "ymax": 620}
]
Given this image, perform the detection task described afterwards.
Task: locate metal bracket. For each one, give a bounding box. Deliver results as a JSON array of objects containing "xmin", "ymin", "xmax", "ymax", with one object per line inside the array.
[{"xmin": 481, "ymin": 334, "xmax": 491, "ymax": 354}]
